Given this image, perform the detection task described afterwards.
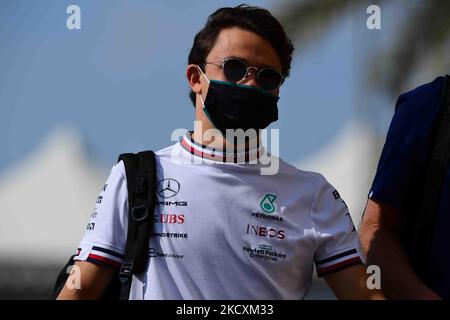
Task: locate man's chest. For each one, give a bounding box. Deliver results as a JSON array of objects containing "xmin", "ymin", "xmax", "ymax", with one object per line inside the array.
[{"xmin": 149, "ymin": 169, "xmax": 317, "ymax": 277}]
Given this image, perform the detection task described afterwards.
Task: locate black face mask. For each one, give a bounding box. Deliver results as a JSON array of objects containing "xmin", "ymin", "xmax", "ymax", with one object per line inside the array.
[{"xmin": 198, "ymin": 72, "xmax": 279, "ymax": 137}]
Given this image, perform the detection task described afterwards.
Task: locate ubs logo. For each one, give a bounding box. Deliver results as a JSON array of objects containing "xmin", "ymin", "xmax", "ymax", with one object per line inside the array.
[
  {"xmin": 154, "ymin": 214, "xmax": 185, "ymax": 224},
  {"xmin": 157, "ymin": 178, "xmax": 180, "ymax": 198}
]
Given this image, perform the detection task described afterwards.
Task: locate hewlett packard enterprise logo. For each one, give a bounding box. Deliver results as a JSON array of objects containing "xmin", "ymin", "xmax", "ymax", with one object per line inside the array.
[{"xmin": 243, "ymin": 244, "xmax": 287, "ymax": 262}]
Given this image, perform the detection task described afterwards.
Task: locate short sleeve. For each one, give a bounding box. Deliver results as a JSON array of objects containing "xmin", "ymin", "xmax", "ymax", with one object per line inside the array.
[
  {"xmin": 73, "ymin": 161, "xmax": 128, "ymax": 269},
  {"xmin": 369, "ymin": 77, "xmax": 444, "ymax": 209},
  {"xmin": 311, "ymin": 175, "xmax": 365, "ymax": 277}
]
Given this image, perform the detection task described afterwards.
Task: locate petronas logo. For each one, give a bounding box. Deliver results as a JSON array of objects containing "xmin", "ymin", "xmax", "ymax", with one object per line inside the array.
[{"xmin": 260, "ymin": 194, "xmax": 277, "ymax": 214}]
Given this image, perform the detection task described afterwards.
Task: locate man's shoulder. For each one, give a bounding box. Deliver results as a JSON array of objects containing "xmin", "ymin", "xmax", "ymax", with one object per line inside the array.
[
  {"xmin": 113, "ymin": 143, "xmax": 178, "ymax": 180},
  {"xmin": 155, "ymin": 143, "xmax": 178, "ymax": 156},
  {"xmin": 278, "ymin": 158, "xmax": 329, "ymax": 189},
  {"xmin": 396, "ymin": 75, "xmax": 445, "ymax": 112},
  {"xmin": 386, "ymin": 75, "xmax": 447, "ymax": 141}
]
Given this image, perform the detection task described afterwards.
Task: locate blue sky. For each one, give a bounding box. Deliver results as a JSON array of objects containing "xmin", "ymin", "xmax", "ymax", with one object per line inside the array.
[{"xmin": 0, "ymin": 0, "xmax": 393, "ymax": 172}]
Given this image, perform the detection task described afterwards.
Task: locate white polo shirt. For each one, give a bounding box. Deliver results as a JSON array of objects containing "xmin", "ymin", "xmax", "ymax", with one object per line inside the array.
[{"xmin": 74, "ymin": 131, "xmax": 365, "ymax": 299}]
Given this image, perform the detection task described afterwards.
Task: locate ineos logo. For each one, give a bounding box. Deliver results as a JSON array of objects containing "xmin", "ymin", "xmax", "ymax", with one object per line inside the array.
[{"xmin": 157, "ymin": 178, "xmax": 180, "ymax": 198}]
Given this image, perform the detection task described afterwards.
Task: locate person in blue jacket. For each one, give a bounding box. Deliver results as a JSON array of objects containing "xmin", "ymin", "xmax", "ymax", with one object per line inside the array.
[{"xmin": 360, "ymin": 75, "xmax": 449, "ymax": 299}]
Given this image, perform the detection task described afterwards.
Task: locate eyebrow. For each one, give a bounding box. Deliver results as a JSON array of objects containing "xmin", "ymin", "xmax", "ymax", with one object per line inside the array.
[{"xmin": 228, "ymin": 56, "xmax": 279, "ymax": 70}]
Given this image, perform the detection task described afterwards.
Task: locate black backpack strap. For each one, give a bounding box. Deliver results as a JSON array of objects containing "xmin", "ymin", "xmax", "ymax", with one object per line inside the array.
[
  {"xmin": 411, "ymin": 74, "xmax": 450, "ymax": 280},
  {"xmin": 117, "ymin": 151, "xmax": 157, "ymax": 300}
]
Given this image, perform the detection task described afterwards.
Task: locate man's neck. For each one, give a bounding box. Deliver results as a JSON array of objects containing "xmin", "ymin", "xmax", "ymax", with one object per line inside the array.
[{"xmin": 191, "ymin": 127, "xmax": 260, "ymax": 153}]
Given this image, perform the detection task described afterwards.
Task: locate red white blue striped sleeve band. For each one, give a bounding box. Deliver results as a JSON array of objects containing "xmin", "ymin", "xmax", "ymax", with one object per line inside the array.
[
  {"xmin": 75, "ymin": 245, "xmax": 124, "ymax": 269},
  {"xmin": 315, "ymin": 248, "xmax": 363, "ymax": 277}
]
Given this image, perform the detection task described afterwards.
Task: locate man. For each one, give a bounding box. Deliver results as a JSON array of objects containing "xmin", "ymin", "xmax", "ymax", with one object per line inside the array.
[
  {"xmin": 58, "ymin": 5, "xmax": 383, "ymax": 300},
  {"xmin": 360, "ymin": 75, "xmax": 449, "ymax": 300}
]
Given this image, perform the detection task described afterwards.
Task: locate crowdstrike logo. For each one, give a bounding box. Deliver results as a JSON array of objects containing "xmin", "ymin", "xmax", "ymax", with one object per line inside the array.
[
  {"xmin": 157, "ymin": 178, "xmax": 180, "ymax": 198},
  {"xmin": 150, "ymin": 232, "xmax": 188, "ymax": 239}
]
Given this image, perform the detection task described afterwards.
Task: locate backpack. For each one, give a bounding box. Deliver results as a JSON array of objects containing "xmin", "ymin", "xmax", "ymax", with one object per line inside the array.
[
  {"xmin": 408, "ymin": 74, "xmax": 450, "ymax": 283},
  {"xmin": 53, "ymin": 151, "xmax": 157, "ymax": 300}
]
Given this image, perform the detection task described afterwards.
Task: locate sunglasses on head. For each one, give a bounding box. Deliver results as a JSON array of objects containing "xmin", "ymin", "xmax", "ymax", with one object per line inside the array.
[{"xmin": 204, "ymin": 57, "xmax": 285, "ymax": 92}]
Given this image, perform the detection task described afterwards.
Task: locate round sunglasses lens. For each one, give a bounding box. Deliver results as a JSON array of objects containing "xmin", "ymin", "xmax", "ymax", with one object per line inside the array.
[
  {"xmin": 223, "ymin": 59, "xmax": 247, "ymax": 83},
  {"xmin": 258, "ymin": 69, "xmax": 283, "ymax": 91}
]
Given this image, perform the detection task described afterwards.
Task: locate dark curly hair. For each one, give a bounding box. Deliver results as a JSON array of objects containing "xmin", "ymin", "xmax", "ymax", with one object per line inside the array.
[{"xmin": 187, "ymin": 4, "xmax": 295, "ymax": 107}]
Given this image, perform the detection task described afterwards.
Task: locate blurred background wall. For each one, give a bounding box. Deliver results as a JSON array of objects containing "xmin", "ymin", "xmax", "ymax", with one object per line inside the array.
[{"xmin": 0, "ymin": 0, "xmax": 448, "ymax": 299}]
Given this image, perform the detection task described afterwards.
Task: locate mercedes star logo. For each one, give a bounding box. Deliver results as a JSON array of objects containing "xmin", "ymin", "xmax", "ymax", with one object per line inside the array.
[{"xmin": 157, "ymin": 178, "xmax": 180, "ymax": 198}]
